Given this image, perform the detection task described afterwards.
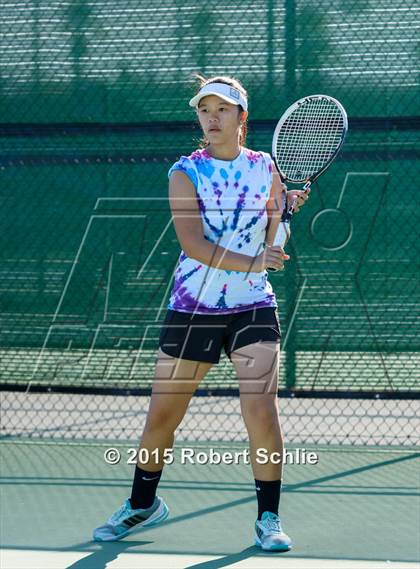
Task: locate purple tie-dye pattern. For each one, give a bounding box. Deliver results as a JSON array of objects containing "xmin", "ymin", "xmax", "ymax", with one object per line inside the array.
[
  {"xmin": 244, "ymin": 148, "xmax": 260, "ymax": 169},
  {"xmin": 198, "ymin": 196, "xmax": 227, "ymax": 238},
  {"xmin": 215, "ymin": 283, "xmax": 228, "ymax": 309},
  {"xmin": 213, "ymin": 182, "xmax": 223, "ymax": 211},
  {"xmin": 167, "ymin": 147, "xmax": 277, "ymax": 314},
  {"xmin": 237, "ymin": 208, "xmax": 265, "ymax": 248},
  {"xmin": 231, "ymin": 185, "xmax": 249, "ymax": 230},
  {"xmin": 190, "ymin": 149, "xmax": 216, "ymax": 179},
  {"xmin": 172, "ymin": 295, "xmax": 276, "ymax": 314},
  {"xmin": 200, "ymin": 149, "xmax": 212, "ymax": 160},
  {"xmin": 220, "ymin": 168, "xmax": 229, "ymax": 189},
  {"xmin": 172, "ymin": 264, "xmax": 203, "ymax": 295},
  {"xmin": 215, "ymin": 189, "xmax": 223, "ymax": 205},
  {"xmin": 172, "ymin": 287, "xmax": 217, "ymax": 313},
  {"xmin": 234, "ymin": 170, "xmax": 242, "ymax": 189}
]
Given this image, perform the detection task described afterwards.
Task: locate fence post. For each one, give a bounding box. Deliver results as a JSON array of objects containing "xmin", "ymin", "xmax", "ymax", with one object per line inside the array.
[
  {"xmin": 285, "ymin": 0, "xmax": 296, "ymax": 100},
  {"xmin": 284, "ymin": 0, "xmax": 297, "ymax": 389},
  {"xmin": 284, "ymin": 254, "xmax": 298, "ymax": 389},
  {"xmin": 267, "ymin": 0, "xmax": 274, "ymax": 88}
]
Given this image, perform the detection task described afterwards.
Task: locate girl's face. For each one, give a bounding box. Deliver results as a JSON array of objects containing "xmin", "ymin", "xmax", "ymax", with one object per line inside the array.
[{"xmin": 197, "ymin": 94, "xmax": 247, "ymax": 146}]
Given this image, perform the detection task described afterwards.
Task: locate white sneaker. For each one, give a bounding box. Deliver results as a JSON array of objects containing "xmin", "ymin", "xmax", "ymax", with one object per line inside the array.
[
  {"xmin": 93, "ymin": 497, "xmax": 169, "ymax": 542},
  {"xmin": 254, "ymin": 511, "xmax": 292, "ymax": 551}
]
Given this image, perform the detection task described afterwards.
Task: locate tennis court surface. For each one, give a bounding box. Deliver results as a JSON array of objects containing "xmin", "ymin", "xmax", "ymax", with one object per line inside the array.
[{"xmin": 1, "ymin": 441, "xmax": 419, "ymax": 568}]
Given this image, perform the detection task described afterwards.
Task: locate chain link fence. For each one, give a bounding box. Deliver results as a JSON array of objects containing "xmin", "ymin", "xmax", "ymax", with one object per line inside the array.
[{"xmin": 1, "ymin": 1, "xmax": 419, "ymax": 445}]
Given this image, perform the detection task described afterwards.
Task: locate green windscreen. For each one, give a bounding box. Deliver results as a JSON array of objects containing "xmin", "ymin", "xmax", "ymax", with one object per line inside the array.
[{"xmin": 0, "ymin": 1, "xmax": 419, "ymax": 403}]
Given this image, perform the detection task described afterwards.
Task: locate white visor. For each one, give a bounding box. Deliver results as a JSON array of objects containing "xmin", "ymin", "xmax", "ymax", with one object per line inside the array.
[{"xmin": 189, "ymin": 82, "xmax": 248, "ymax": 111}]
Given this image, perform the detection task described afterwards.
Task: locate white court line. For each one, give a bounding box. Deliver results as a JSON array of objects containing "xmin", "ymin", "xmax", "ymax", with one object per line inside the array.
[{"xmin": 1, "ymin": 550, "xmax": 418, "ymax": 569}]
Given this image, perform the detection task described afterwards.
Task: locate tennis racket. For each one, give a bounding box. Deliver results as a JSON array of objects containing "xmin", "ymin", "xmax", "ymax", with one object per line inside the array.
[{"xmin": 267, "ymin": 94, "xmax": 348, "ymax": 271}]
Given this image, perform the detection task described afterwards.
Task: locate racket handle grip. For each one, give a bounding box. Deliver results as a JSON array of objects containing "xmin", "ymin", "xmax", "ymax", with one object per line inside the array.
[{"xmin": 266, "ymin": 221, "xmax": 291, "ymax": 272}]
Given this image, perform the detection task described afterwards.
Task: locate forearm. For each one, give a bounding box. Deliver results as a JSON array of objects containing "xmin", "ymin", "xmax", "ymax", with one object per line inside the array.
[
  {"xmin": 265, "ymin": 212, "xmax": 283, "ymax": 247},
  {"xmin": 186, "ymin": 238, "xmax": 260, "ymax": 272},
  {"xmin": 265, "ymin": 176, "xmax": 286, "ymax": 247}
]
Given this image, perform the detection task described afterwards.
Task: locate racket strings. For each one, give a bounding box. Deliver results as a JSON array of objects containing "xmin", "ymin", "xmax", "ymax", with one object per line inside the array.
[
  {"xmin": 275, "ymin": 98, "xmax": 345, "ymax": 181},
  {"xmin": 278, "ymin": 117, "xmax": 343, "ymax": 174}
]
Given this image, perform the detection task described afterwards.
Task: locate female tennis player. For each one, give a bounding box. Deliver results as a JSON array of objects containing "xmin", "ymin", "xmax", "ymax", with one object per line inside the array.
[{"xmin": 93, "ymin": 75, "xmax": 309, "ymax": 551}]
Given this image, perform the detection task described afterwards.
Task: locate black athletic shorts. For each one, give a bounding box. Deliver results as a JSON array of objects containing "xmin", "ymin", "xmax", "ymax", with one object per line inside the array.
[{"xmin": 158, "ymin": 306, "xmax": 281, "ymax": 364}]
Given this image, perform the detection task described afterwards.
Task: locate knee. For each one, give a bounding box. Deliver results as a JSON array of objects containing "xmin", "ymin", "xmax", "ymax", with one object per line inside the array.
[
  {"xmin": 145, "ymin": 405, "xmax": 184, "ymax": 434},
  {"xmin": 242, "ymin": 398, "xmax": 279, "ymax": 432}
]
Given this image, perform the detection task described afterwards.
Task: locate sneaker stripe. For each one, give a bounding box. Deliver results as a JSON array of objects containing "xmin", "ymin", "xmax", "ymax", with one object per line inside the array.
[
  {"xmin": 122, "ymin": 515, "xmax": 147, "ymax": 528},
  {"xmin": 131, "ymin": 514, "xmax": 149, "ymax": 524}
]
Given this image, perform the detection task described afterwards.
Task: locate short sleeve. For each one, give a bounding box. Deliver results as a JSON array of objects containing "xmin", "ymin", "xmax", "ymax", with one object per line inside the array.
[{"xmin": 168, "ymin": 156, "xmax": 198, "ymax": 188}]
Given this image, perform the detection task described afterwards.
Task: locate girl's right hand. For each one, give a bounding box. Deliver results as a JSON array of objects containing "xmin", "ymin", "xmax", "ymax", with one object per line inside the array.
[{"xmin": 254, "ymin": 246, "xmax": 290, "ymax": 272}]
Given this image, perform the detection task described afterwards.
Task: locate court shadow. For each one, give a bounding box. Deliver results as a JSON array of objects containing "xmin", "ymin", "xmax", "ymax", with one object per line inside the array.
[
  {"xmin": 65, "ymin": 540, "xmax": 154, "ymax": 569},
  {"xmin": 184, "ymin": 545, "xmax": 288, "ymax": 568}
]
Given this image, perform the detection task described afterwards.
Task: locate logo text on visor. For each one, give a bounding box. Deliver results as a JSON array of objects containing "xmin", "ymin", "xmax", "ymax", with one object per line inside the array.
[{"xmin": 229, "ymin": 87, "xmax": 240, "ymax": 100}]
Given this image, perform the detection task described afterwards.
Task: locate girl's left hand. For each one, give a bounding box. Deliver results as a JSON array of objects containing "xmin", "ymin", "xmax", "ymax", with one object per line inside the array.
[{"xmin": 287, "ymin": 188, "xmax": 311, "ymax": 213}]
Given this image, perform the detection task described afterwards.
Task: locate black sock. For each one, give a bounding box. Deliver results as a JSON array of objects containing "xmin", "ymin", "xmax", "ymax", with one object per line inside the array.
[
  {"xmin": 130, "ymin": 465, "xmax": 163, "ymax": 510},
  {"xmin": 255, "ymin": 479, "xmax": 282, "ymax": 520}
]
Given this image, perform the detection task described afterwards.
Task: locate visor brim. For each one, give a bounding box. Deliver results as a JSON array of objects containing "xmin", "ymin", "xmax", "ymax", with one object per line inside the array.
[{"xmin": 189, "ymin": 91, "xmax": 247, "ymax": 110}]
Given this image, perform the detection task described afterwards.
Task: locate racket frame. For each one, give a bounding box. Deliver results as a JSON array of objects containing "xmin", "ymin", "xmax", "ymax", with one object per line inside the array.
[
  {"xmin": 272, "ymin": 94, "xmax": 348, "ymax": 185},
  {"xmin": 266, "ymin": 94, "xmax": 347, "ymax": 270}
]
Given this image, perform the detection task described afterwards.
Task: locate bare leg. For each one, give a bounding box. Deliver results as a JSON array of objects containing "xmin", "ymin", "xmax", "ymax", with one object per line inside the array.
[
  {"xmin": 136, "ymin": 348, "xmax": 214, "ymax": 471},
  {"xmin": 231, "ymin": 341, "xmax": 283, "ymax": 481}
]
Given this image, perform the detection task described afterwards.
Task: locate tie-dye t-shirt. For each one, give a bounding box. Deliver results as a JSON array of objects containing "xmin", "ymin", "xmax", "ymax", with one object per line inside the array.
[{"xmin": 167, "ymin": 147, "xmax": 277, "ymax": 314}]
